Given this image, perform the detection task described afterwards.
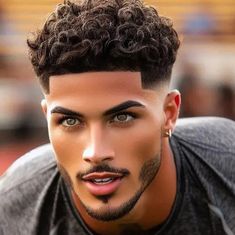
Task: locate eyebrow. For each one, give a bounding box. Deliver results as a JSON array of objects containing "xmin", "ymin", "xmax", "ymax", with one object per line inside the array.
[
  {"xmin": 103, "ymin": 100, "xmax": 145, "ymax": 116},
  {"xmin": 50, "ymin": 100, "xmax": 145, "ymax": 117},
  {"xmin": 51, "ymin": 106, "xmax": 83, "ymax": 117}
]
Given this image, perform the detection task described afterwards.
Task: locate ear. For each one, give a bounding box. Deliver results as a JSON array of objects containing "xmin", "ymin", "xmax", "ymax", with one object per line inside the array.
[
  {"xmin": 41, "ymin": 99, "xmax": 48, "ymax": 118},
  {"xmin": 163, "ymin": 90, "xmax": 181, "ymax": 134}
]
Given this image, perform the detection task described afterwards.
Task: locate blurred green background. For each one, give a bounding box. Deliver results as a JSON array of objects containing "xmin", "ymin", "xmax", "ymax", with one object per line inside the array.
[{"xmin": 0, "ymin": 0, "xmax": 235, "ymax": 174}]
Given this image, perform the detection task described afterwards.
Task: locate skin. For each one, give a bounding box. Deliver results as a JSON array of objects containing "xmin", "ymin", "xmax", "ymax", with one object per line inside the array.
[{"xmin": 41, "ymin": 71, "xmax": 181, "ymax": 235}]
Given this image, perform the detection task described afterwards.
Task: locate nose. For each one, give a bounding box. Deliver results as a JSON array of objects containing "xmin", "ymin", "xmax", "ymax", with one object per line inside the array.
[{"xmin": 82, "ymin": 124, "xmax": 114, "ymax": 164}]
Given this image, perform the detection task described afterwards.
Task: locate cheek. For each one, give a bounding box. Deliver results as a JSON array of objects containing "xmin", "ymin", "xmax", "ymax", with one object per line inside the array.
[
  {"xmin": 113, "ymin": 121, "xmax": 162, "ymax": 170},
  {"xmin": 48, "ymin": 127, "xmax": 84, "ymax": 174}
]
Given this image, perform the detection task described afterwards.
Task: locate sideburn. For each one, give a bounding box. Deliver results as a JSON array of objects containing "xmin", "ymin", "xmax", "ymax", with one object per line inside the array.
[
  {"xmin": 139, "ymin": 156, "xmax": 161, "ymax": 188},
  {"xmin": 57, "ymin": 163, "xmax": 74, "ymax": 191}
]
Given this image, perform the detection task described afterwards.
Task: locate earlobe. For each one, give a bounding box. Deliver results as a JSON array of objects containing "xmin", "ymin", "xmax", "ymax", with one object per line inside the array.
[
  {"xmin": 41, "ymin": 99, "xmax": 48, "ymax": 117},
  {"xmin": 163, "ymin": 90, "xmax": 181, "ymax": 136}
]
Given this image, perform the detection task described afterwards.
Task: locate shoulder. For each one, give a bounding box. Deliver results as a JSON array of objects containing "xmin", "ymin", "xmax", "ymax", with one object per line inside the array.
[
  {"xmin": 172, "ymin": 118, "xmax": 235, "ymax": 225},
  {"xmin": 175, "ymin": 116, "xmax": 235, "ymax": 131},
  {"xmin": 174, "ymin": 117, "xmax": 235, "ymax": 153},
  {"xmin": 0, "ymin": 144, "xmax": 58, "ymax": 232},
  {"xmin": 172, "ymin": 117, "xmax": 235, "ymax": 187},
  {"xmin": 0, "ymin": 144, "xmax": 56, "ymax": 194}
]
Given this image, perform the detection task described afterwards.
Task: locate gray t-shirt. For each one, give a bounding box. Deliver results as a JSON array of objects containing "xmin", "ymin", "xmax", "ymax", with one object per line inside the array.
[{"xmin": 0, "ymin": 117, "xmax": 235, "ymax": 235}]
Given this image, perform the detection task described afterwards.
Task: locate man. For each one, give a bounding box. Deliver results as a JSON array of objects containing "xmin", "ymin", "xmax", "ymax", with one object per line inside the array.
[{"xmin": 0, "ymin": 0, "xmax": 235, "ymax": 234}]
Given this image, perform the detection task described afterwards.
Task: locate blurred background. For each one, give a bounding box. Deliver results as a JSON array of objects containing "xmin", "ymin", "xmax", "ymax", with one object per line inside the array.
[{"xmin": 0, "ymin": 0, "xmax": 235, "ymax": 175}]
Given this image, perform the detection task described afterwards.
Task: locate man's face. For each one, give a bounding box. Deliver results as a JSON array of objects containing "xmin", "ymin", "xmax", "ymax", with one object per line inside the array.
[{"xmin": 43, "ymin": 71, "xmax": 168, "ymax": 221}]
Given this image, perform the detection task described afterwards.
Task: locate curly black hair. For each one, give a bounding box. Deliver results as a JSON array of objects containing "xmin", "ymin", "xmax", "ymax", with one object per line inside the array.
[{"xmin": 27, "ymin": 0, "xmax": 180, "ymax": 93}]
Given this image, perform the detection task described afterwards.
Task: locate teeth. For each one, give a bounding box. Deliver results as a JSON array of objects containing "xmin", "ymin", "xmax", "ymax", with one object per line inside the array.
[{"xmin": 92, "ymin": 178, "xmax": 114, "ymax": 184}]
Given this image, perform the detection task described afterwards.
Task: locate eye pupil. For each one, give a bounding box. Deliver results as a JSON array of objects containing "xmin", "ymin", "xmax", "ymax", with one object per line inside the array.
[
  {"xmin": 117, "ymin": 114, "xmax": 127, "ymax": 121},
  {"xmin": 68, "ymin": 119, "xmax": 75, "ymax": 124},
  {"xmin": 65, "ymin": 118, "xmax": 78, "ymax": 126}
]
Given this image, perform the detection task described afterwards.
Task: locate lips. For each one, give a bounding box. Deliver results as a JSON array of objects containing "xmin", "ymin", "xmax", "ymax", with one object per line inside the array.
[{"xmin": 82, "ymin": 172, "xmax": 124, "ymax": 196}]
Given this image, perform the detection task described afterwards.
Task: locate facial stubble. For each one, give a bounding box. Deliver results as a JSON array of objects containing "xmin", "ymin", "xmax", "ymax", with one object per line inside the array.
[{"xmin": 58, "ymin": 144, "xmax": 162, "ymax": 222}]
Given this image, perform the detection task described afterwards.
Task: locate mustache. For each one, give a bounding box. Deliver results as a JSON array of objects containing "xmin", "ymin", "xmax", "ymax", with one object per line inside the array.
[{"xmin": 77, "ymin": 164, "xmax": 130, "ymax": 179}]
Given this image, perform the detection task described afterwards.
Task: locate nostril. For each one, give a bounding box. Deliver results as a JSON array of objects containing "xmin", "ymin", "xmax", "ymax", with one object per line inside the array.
[
  {"xmin": 82, "ymin": 144, "xmax": 114, "ymax": 163},
  {"xmin": 102, "ymin": 156, "xmax": 113, "ymax": 162},
  {"xmin": 82, "ymin": 148, "xmax": 114, "ymax": 163}
]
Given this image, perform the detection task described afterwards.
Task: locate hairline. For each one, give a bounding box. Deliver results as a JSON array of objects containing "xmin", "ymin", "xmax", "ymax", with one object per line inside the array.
[{"xmin": 42, "ymin": 70, "xmax": 171, "ymax": 94}]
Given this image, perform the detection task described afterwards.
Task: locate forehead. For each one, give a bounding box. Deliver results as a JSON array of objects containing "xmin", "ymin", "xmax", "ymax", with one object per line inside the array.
[
  {"xmin": 49, "ymin": 71, "xmax": 142, "ymax": 94},
  {"xmin": 46, "ymin": 71, "xmax": 163, "ymax": 108}
]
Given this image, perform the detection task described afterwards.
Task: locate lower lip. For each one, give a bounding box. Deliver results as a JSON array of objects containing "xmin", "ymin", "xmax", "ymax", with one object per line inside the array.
[{"xmin": 83, "ymin": 178, "xmax": 122, "ymax": 196}]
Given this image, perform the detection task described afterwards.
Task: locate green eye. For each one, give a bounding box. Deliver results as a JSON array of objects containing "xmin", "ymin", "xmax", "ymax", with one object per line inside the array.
[
  {"xmin": 62, "ymin": 118, "xmax": 80, "ymax": 127},
  {"xmin": 113, "ymin": 114, "xmax": 134, "ymax": 123}
]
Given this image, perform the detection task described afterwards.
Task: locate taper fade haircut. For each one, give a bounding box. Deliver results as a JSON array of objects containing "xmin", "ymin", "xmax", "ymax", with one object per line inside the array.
[{"xmin": 27, "ymin": 0, "xmax": 180, "ymax": 93}]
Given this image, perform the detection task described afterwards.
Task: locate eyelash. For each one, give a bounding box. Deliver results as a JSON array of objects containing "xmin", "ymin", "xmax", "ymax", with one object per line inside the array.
[
  {"xmin": 109, "ymin": 112, "xmax": 137, "ymax": 124},
  {"xmin": 58, "ymin": 115, "xmax": 82, "ymax": 129},
  {"xmin": 57, "ymin": 112, "xmax": 138, "ymax": 129}
]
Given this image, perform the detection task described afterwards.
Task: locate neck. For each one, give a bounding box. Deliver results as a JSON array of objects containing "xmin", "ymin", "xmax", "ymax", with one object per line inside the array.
[{"xmin": 72, "ymin": 138, "xmax": 177, "ymax": 235}]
